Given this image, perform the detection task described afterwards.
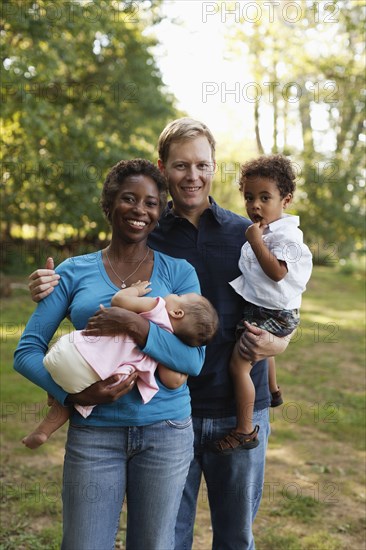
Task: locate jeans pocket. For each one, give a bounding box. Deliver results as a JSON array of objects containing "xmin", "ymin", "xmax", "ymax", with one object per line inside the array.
[{"xmin": 165, "ymin": 416, "xmax": 192, "ymax": 430}]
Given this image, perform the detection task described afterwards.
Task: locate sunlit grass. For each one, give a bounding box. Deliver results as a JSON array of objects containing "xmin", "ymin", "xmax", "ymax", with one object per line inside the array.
[{"xmin": 1, "ymin": 267, "xmax": 365, "ymax": 549}]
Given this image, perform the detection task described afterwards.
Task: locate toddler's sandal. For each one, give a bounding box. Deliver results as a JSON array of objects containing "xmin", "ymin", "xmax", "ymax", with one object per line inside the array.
[
  {"xmin": 211, "ymin": 425, "xmax": 260, "ymax": 454},
  {"xmin": 271, "ymin": 388, "xmax": 283, "ymax": 407}
]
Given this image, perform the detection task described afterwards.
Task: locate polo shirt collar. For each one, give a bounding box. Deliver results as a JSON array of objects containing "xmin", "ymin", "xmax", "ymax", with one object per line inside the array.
[
  {"xmin": 208, "ymin": 197, "xmax": 226, "ymax": 225},
  {"xmin": 160, "ymin": 197, "xmax": 224, "ymax": 228}
]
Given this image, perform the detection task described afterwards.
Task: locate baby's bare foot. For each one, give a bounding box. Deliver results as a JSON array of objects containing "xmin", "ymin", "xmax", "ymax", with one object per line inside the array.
[{"xmin": 22, "ymin": 431, "xmax": 48, "ymax": 449}]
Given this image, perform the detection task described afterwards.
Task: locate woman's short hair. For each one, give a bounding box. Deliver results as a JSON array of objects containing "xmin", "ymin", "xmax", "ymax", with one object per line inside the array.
[
  {"xmin": 158, "ymin": 117, "xmax": 216, "ymax": 164},
  {"xmin": 101, "ymin": 158, "xmax": 168, "ymax": 222}
]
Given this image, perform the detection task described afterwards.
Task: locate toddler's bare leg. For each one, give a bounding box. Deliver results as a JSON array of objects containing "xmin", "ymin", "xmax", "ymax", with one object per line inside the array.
[
  {"xmin": 230, "ymin": 342, "xmax": 255, "ymax": 434},
  {"xmin": 211, "ymin": 341, "xmax": 259, "ymax": 453},
  {"xmin": 22, "ymin": 401, "xmax": 70, "ymax": 449},
  {"xmin": 158, "ymin": 364, "xmax": 188, "ymax": 389},
  {"xmin": 268, "ymin": 356, "xmax": 279, "ymax": 392}
]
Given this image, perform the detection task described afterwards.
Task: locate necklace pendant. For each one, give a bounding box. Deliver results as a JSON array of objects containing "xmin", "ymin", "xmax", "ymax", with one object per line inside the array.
[{"xmin": 105, "ymin": 247, "xmax": 150, "ymax": 290}]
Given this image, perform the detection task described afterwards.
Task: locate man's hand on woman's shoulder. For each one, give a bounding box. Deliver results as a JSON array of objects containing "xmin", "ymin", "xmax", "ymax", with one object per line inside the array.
[{"xmin": 29, "ymin": 257, "xmax": 60, "ymax": 302}]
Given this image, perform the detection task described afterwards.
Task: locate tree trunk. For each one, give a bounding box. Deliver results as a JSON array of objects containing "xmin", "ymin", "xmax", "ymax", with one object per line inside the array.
[{"xmin": 254, "ymin": 102, "xmax": 264, "ymax": 155}]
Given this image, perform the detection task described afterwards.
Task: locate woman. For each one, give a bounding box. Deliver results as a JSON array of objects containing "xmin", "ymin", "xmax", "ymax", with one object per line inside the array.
[{"xmin": 14, "ymin": 159, "xmax": 205, "ymax": 549}]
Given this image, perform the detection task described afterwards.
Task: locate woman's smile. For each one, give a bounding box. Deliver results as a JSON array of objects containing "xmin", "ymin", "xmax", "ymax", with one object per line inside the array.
[
  {"xmin": 111, "ymin": 174, "xmax": 161, "ymax": 240},
  {"xmin": 125, "ymin": 219, "xmax": 148, "ymax": 229}
]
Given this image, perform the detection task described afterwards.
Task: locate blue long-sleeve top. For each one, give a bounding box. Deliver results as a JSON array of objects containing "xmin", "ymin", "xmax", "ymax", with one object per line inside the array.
[{"xmin": 14, "ymin": 250, "xmax": 205, "ymax": 426}]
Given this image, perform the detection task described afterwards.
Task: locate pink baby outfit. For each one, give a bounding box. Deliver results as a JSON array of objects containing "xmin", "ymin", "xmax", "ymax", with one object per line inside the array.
[{"xmin": 45, "ymin": 298, "xmax": 173, "ymax": 418}]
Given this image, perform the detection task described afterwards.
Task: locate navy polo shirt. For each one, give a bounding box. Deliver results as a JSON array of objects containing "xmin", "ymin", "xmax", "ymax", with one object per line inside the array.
[{"xmin": 148, "ymin": 197, "xmax": 270, "ymax": 417}]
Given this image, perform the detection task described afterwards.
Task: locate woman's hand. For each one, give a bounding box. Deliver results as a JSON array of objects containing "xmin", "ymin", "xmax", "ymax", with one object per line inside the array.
[
  {"xmin": 66, "ymin": 372, "xmax": 138, "ymax": 406},
  {"xmin": 83, "ymin": 306, "xmax": 150, "ymax": 347},
  {"xmin": 29, "ymin": 257, "xmax": 60, "ymax": 302},
  {"xmin": 238, "ymin": 321, "xmax": 292, "ymax": 362}
]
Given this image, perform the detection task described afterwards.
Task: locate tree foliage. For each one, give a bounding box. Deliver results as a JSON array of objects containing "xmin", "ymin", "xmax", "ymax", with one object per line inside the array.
[
  {"xmin": 223, "ymin": 0, "xmax": 365, "ymax": 259},
  {"xmin": 1, "ymin": 0, "xmax": 177, "ymax": 240}
]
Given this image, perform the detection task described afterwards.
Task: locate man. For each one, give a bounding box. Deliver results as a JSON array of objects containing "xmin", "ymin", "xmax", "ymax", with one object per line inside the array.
[{"xmin": 29, "ymin": 118, "xmax": 289, "ymax": 549}]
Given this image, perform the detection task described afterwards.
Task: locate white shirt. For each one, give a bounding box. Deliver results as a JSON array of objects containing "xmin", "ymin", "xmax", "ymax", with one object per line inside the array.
[{"xmin": 229, "ymin": 214, "xmax": 313, "ymax": 310}]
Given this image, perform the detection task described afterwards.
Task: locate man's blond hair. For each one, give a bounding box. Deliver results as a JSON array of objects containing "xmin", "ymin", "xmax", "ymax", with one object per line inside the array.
[{"xmin": 158, "ymin": 117, "xmax": 216, "ymax": 164}]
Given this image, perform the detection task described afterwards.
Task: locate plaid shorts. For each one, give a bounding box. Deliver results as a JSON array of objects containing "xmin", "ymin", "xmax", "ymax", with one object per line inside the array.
[{"xmin": 236, "ymin": 301, "xmax": 300, "ymax": 339}]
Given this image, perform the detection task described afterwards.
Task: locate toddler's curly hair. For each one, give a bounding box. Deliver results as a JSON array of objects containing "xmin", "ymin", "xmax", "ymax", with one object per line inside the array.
[{"xmin": 239, "ymin": 154, "xmax": 296, "ymax": 198}]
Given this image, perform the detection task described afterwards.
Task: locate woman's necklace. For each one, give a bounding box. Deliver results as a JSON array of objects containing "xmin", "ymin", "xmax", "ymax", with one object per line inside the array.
[{"xmin": 105, "ymin": 247, "xmax": 150, "ymax": 288}]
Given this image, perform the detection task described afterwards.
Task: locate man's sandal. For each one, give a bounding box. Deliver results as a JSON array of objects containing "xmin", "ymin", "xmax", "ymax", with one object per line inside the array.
[{"xmin": 211, "ymin": 425, "xmax": 260, "ymax": 454}]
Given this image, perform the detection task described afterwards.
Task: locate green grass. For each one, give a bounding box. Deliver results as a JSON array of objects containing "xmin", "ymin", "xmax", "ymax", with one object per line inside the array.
[
  {"xmin": 257, "ymin": 528, "xmax": 341, "ymax": 550},
  {"xmin": 269, "ymin": 494, "xmax": 324, "ymax": 522},
  {"xmin": 252, "ymin": 266, "xmax": 365, "ymax": 550},
  {"xmin": 270, "ymin": 266, "xmax": 366, "ymax": 452},
  {"xmin": 1, "ymin": 266, "xmax": 365, "ymax": 549}
]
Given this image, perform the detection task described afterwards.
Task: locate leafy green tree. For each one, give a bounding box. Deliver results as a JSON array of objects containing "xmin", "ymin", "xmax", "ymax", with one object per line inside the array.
[
  {"xmin": 1, "ymin": 0, "xmax": 177, "ymax": 241},
  {"xmin": 222, "ymin": 0, "xmax": 365, "ymax": 259}
]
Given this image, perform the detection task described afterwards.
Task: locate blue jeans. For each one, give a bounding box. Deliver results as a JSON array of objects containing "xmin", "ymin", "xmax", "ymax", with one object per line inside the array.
[
  {"xmin": 175, "ymin": 409, "xmax": 270, "ymax": 550},
  {"xmin": 62, "ymin": 419, "xmax": 194, "ymax": 550}
]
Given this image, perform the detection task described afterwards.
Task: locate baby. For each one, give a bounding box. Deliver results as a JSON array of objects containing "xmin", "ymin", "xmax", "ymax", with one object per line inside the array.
[{"xmin": 23, "ymin": 281, "xmax": 218, "ymax": 449}]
